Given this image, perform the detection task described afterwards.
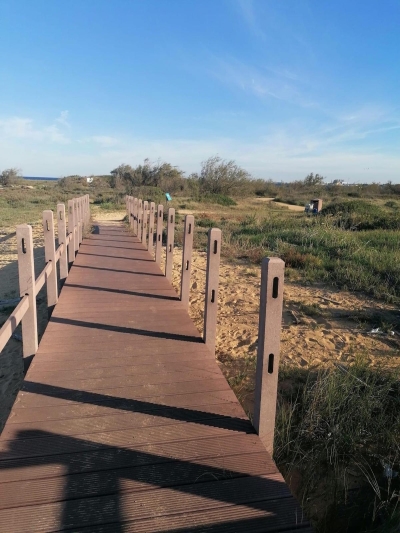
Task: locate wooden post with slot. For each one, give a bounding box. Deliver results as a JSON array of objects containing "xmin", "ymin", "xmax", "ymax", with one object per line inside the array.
[
  {"xmin": 165, "ymin": 208, "xmax": 175, "ymax": 280},
  {"xmin": 74, "ymin": 199, "xmax": 79, "ymax": 254},
  {"xmin": 129, "ymin": 197, "xmax": 134, "ymax": 230},
  {"xmin": 16, "ymin": 224, "xmax": 38, "ymax": 369},
  {"xmin": 43, "ymin": 210, "xmax": 58, "ymax": 315},
  {"xmin": 253, "ymin": 257, "xmax": 285, "ymax": 454},
  {"xmin": 148, "ymin": 202, "xmax": 155, "ymax": 255},
  {"xmin": 155, "ymin": 204, "xmax": 163, "ymax": 264},
  {"xmin": 57, "ymin": 203, "xmax": 68, "ymax": 283},
  {"xmin": 133, "ymin": 198, "xmax": 138, "ymax": 235},
  {"xmin": 142, "ymin": 200, "xmax": 148, "ymax": 247},
  {"xmin": 68, "ymin": 199, "xmax": 76, "ymax": 264},
  {"xmin": 180, "ymin": 215, "xmax": 194, "ymax": 309},
  {"xmin": 76, "ymin": 198, "xmax": 82, "ymax": 245},
  {"xmin": 137, "ymin": 199, "xmax": 143, "ymax": 242},
  {"xmin": 203, "ymin": 228, "xmax": 221, "ymax": 355}
]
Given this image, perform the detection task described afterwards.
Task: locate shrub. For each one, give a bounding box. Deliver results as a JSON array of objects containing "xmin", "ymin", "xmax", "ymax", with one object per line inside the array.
[
  {"xmin": 0, "ymin": 168, "xmax": 23, "ymax": 186},
  {"xmin": 199, "ymin": 194, "xmax": 237, "ymax": 206},
  {"xmin": 275, "ymin": 360, "xmax": 400, "ymax": 531}
]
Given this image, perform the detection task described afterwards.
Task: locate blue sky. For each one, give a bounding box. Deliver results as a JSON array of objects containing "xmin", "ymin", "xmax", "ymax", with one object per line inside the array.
[{"xmin": 0, "ymin": 0, "xmax": 399, "ymax": 182}]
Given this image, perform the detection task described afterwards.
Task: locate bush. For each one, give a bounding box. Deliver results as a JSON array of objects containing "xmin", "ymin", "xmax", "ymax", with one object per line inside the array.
[
  {"xmin": 199, "ymin": 193, "xmax": 237, "ymax": 206},
  {"xmin": 321, "ymin": 200, "xmax": 400, "ymax": 230},
  {"xmin": 0, "ymin": 168, "xmax": 23, "ymax": 186},
  {"xmin": 196, "ymin": 217, "xmax": 218, "ymax": 228},
  {"xmin": 193, "ymin": 155, "xmax": 254, "ymax": 197},
  {"xmin": 275, "ymin": 360, "xmax": 400, "ymax": 531}
]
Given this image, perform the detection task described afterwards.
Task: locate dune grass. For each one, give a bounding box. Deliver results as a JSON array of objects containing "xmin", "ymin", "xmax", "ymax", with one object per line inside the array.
[{"xmin": 275, "ymin": 358, "xmax": 400, "ymax": 532}]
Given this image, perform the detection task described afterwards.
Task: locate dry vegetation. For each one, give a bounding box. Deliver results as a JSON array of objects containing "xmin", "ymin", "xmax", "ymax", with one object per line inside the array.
[{"xmin": 2, "ymin": 172, "xmax": 400, "ymax": 531}]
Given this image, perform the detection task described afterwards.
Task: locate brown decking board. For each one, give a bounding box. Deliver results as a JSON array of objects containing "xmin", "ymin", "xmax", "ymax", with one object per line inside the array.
[{"xmin": 0, "ymin": 223, "xmax": 310, "ymax": 532}]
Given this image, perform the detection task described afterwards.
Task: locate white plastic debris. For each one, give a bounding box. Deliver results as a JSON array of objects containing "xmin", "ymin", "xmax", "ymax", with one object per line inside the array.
[{"xmin": 369, "ymin": 328, "xmax": 381, "ymax": 334}]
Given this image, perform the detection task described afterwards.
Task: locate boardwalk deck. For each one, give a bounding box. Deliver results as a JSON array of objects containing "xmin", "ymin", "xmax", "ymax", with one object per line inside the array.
[{"xmin": 0, "ymin": 222, "xmax": 311, "ymax": 532}]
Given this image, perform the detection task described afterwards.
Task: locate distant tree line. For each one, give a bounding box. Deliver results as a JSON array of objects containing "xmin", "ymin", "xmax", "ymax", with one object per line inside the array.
[{"xmin": 109, "ymin": 156, "xmax": 281, "ymax": 199}]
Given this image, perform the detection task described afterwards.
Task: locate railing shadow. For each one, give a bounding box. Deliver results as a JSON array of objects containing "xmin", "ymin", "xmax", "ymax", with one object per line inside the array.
[
  {"xmin": 50, "ymin": 316, "xmax": 203, "ymax": 343},
  {"xmin": 65, "ymin": 283, "xmax": 180, "ymax": 301},
  {"xmin": 0, "ymin": 380, "xmax": 309, "ymax": 531},
  {"xmin": 73, "ymin": 264, "xmax": 164, "ymax": 277}
]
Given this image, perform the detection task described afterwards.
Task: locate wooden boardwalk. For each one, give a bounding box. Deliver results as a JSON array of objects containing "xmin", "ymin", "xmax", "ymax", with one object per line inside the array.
[{"xmin": 0, "ymin": 222, "xmax": 311, "ymax": 532}]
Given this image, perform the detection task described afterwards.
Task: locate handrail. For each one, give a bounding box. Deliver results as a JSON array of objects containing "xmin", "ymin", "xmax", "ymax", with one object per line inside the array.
[
  {"xmin": 0, "ymin": 194, "xmax": 91, "ymax": 363},
  {"xmin": 35, "ymin": 261, "xmax": 53, "ymax": 296},
  {"xmin": 55, "ymin": 242, "xmax": 65, "ymax": 262},
  {"xmin": 0, "ymin": 295, "xmax": 29, "ymax": 353}
]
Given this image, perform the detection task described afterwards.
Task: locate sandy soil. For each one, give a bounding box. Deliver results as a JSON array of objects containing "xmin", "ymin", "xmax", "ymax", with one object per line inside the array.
[{"xmin": 251, "ymin": 198, "xmax": 306, "ymax": 211}]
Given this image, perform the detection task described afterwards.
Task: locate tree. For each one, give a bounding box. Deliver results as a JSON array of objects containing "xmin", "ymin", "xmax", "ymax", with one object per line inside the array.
[
  {"xmin": 196, "ymin": 155, "xmax": 253, "ymax": 196},
  {"xmin": 0, "ymin": 168, "xmax": 23, "ymax": 186},
  {"xmin": 110, "ymin": 160, "xmax": 185, "ymax": 193},
  {"xmin": 303, "ymin": 173, "xmax": 325, "ymax": 187}
]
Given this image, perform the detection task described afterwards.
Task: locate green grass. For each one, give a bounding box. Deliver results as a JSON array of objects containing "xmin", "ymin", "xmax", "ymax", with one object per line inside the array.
[
  {"xmin": 217, "ymin": 208, "xmax": 400, "ymax": 302},
  {"xmin": 0, "ymin": 178, "xmax": 124, "ymax": 228},
  {"xmin": 275, "ymin": 359, "xmax": 400, "ymax": 532}
]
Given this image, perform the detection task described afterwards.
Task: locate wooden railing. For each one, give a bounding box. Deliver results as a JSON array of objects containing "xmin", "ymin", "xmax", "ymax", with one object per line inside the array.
[
  {"xmin": 0, "ymin": 195, "xmax": 90, "ymax": 368},
  {"xmin": 125, "ymin": 195, "xmax": 285, "ymax": 454}
]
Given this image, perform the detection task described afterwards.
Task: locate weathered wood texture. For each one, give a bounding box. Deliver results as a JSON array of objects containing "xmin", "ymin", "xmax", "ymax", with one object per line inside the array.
[{"xmin": 0, "ymin": 222, "xmax": 310, "ymax": 532}]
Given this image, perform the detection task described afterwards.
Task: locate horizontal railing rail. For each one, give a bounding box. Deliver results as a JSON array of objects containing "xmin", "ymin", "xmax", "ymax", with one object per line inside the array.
[
  {"xmin": 0, "ymin": 194, "xmax": 91, "ymax": 366},
  {"xmin": 125, "ymin": 194, "xmax": 285, "ymax": 454}
]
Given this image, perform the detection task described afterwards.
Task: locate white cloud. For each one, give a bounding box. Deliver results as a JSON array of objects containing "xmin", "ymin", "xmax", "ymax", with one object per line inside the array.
[
  {"xmin": 56, "ymin": 110, "xmax": 70, "ymax": 128},
  {"xmin": 0, "ymin": 115, "xmax": 71, "ymax": 144},
  {"xmin": 89, "ymin": 136, "xmax": 119, "ymax": 147},
  {"xmin": 0, "ymin": 117, "xmax": 42, "ymax": 140},
  {"xmin": 207, "ymin": 55, "xmax": 316, "ymax": 108}
]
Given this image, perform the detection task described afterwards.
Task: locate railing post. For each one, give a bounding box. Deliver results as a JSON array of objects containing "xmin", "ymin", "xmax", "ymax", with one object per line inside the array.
[
  {"xmin": 78, "ymin": 198, "xmax": 83, "ymax": 243},
  {"xmin": 74, "ymin": 199, "xmax": 79, "ymax": 254},
  {"xmin": 133, "ymin": 198, "xmax": 138, "ymax": 235},
  {"xmin": 165, "ymin": 207, "xmax": 175, "ymax": 280},
  {"xmin": 16, "ymin": 224, "xmax": 38, "ymax": 364},
  {"xmin": 129, "ymin": 197, "xmax": 134, "ymax": 230},
  {"xmin": 204, "ymin": 228, "xmax": 221, "ymax": 355},
  {"xmin": 155, "ymin": 204, "xmax": 163, "ymax": 264},
  {"xmin": 87, "ymin": 194, "xmax": 91, "ymax": 225},
  {"xmin": 43, "ymin": 210, "xmax": 58, "ymax": 313},
  {"xmin": 148, "ymin": 202, "xmax": 155, "ymax": 254},
  {"xmin": 253, "ymin": 257, "xmax": 285, "ymax": 455},
  {"xmin": 180, "ymin": 215, "xmax": 194, "ymax": 309},
  {"xmin": 142, "ymin": 200, "xmax": 148, "ymax": 247},
  {"xmin": 80, "ymin": 196, "xmax": 85, "ymax": 235},
  {"xmin": 68, "ymin": 199, "xmax": 76, "ymax": 264},
  {"xmin": 137, "ymin": 199, "xmax": 143, "ymax": 242},
  {"xmin": 57, "ymin": 203, "xmax": 68, "ymax": 282}
]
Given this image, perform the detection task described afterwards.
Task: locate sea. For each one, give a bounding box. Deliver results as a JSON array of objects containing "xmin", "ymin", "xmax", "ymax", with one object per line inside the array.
[{"xmin": 23, "ymin": 176, "xmax": 59, "ymax": 181}]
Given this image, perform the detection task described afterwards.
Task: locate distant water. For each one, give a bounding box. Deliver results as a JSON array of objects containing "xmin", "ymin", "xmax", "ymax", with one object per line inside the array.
[{"xmin": 23, "ymin": 176, "xmax": 59, "ymax": 181}]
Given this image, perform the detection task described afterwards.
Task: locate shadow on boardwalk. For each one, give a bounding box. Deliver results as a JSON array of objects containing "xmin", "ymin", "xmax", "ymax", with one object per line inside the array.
[{"xmin": 0, "ymin": 381, "xmax": 309, "ymax": 532}]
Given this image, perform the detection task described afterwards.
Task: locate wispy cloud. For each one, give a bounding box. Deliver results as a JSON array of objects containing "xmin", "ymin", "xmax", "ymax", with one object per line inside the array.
[
  {"xmin": 208, "ymin": 55, "xmax": 315, "ymax": 108},
  {"xmin": 236, "ymin": 0, "xmax": 266, "ymax": 40},
  {"xmin": 0, "ymin": 114, "xmax": 71, "ymax": 144},
  {"xmin": 89, "ymin": 135, "xmax": 119, "ymax": 147},
  {"xmin": 56, "ymin": 110, "xmax": 70, "ymax": 128}
]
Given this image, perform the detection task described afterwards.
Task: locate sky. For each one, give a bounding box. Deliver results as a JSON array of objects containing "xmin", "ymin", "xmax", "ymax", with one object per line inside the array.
[{"xmin": 0, "ymin": 0, "xmax": 399, "ymax": 182}]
